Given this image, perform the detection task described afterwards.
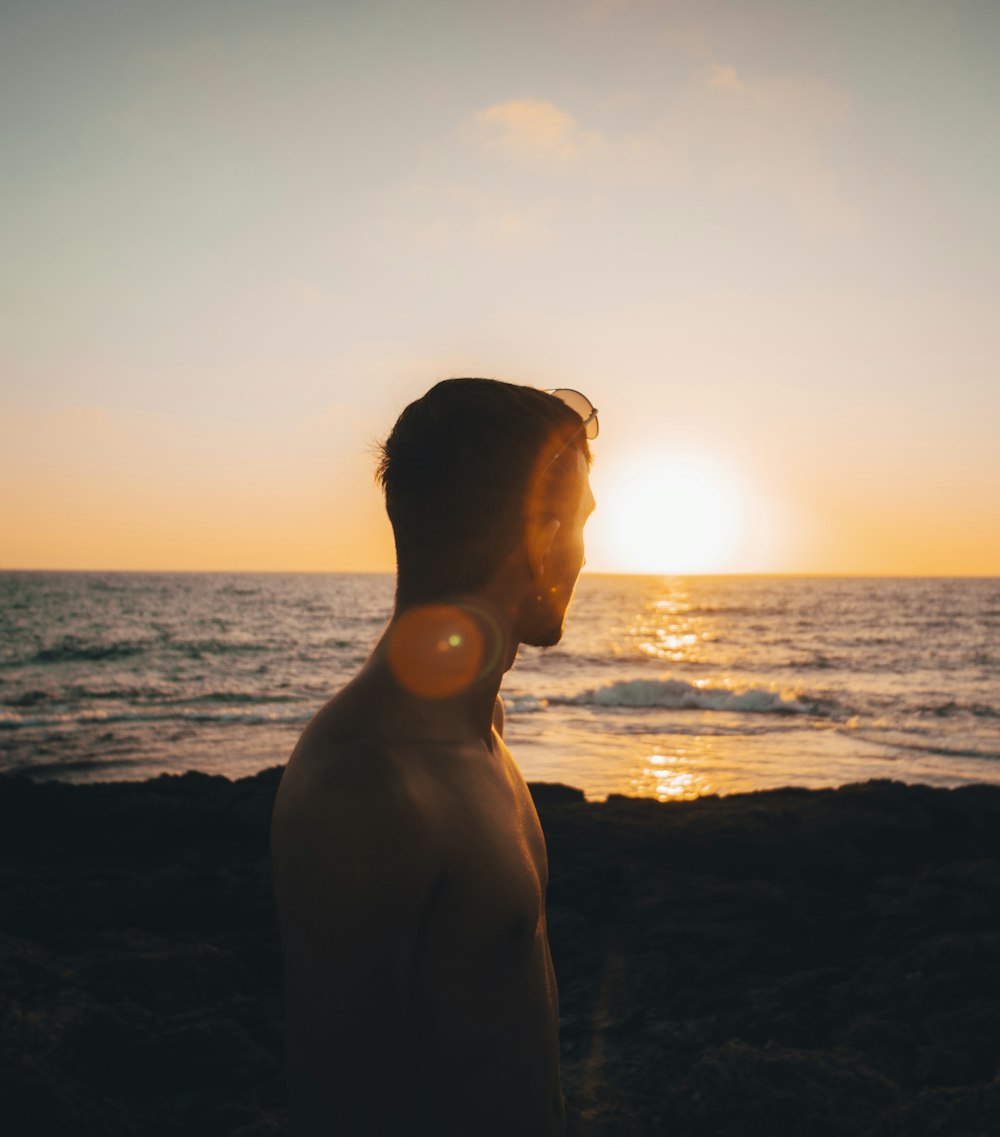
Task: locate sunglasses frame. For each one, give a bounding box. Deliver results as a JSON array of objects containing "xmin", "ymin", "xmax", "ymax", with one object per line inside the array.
[
  {"xmin": 540, "ymin": 388, "xmax": 599, "ymax": 473},
  {"xmin": 547, "ymin": 388, "xmax": 599, "ymax": 440}
]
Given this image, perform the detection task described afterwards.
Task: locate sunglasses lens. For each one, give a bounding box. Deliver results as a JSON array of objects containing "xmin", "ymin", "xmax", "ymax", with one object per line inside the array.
[{"xmin": 549, "ymin": 388, "xmax": 599, "ymax": 439}]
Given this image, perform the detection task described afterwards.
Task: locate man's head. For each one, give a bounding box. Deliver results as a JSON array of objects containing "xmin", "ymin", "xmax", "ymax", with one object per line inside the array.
[{"xmin": 376, "ymin": 378, "xmax": 594, "ymax": 635}]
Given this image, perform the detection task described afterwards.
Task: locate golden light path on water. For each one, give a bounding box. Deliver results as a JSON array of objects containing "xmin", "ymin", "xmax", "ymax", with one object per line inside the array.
[
  {"xmin": 638, "ymin": 752, "xmax": 705, "ymax": 801},
  {"xmin": 505, "ymin": 574, "xmax": 877, "ymax": 802},
  {"xmin": 626, "ymin": 588, "xmax": 720, "ymax": 798},
  {"xmin": 6, "ymin": 572, "xmax": 998, "ymax": 795}
]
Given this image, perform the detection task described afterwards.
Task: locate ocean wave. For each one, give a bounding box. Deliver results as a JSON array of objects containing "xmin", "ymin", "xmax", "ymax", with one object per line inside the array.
[
  {"xmin": 918, "ymin": 701, "xmax": 999, "ymax": 720},
  {"xmin": 177, "ymin": 639, "xmax": 275, "ymax": 657},
  {"xmin": 553, "ymin": 677, "xmax": 824, "ymax": 715},
  {"xmin": 179, "ymin": 691, "xmax": 305, "ymax": 705},
  {"xmin": 6, "ymin": 688, "xmax": 61, "ymax": 707},
  {"xmin": 4, "ymin": 685, "xmax": 310, "ymax": 708},
  {"xmin": 796, "ymin": 654, "xmax": 837, "ymax": 671},
  {"xmin": 29, "ymin": 638, "xmax": 151, "ymax": 665},
  {"xmin": 3, "ymin": 756, "xmax": 145, "ymax": 777},
  {"xmin": 680, "ymin": 605, "xmax": 786, "ymax": 618},
  {"xmin": 0, "ymin": 705, "xmax": 313, "ymax": 731},
  {"xmin": 846, "ymin": 726, "xmax": 1000, "ymax": 762},
  {"xmin": 87, "ymin": 579, "xmax": 128, "ymax": 592},
  {"xmin": 504, "ymin": 694, "xmax": 549, "ymax": 714}
]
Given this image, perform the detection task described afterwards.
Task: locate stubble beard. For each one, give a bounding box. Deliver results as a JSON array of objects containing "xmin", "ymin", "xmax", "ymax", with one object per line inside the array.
[{"xmin": 518, "ymin": 591, "xmax": 570, "ymax": 649}]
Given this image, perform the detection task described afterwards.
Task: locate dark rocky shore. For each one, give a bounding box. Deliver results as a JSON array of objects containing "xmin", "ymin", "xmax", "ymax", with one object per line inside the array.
[{"xmin": 2, "ymin": 770, "xmax": 999, "ymax": 1137}]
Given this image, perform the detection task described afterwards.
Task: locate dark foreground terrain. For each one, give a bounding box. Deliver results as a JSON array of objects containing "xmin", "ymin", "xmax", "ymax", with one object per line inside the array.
[{"xmin": 1, "ymin": 770, "xmax": 999, "ymax": 1136}]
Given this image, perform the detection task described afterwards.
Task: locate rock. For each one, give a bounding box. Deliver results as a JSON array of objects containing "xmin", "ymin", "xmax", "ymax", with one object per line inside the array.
[{"xmin": 2, "ymin": 773, "xmax": 1000, "ymax": 1134}]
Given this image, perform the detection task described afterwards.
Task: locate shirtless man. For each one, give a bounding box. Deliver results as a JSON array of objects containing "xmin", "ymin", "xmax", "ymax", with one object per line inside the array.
[{"xmin": 270, "ymin": 378, "xmax": 598, "ymax": 1135}]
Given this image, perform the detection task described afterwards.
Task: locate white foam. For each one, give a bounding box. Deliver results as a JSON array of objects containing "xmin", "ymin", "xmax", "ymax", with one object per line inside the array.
[
  {"xmin": 557, "ymin": 677, "xmax": 819, "ymax": 715},
  {"xmin": 504, "ymin": 694, "xmax": 549, "ymax": 714}
]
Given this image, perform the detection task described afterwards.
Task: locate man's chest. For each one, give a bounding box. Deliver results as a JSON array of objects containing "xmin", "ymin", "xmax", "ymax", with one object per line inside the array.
[{"xmin": 415, "ymin": 747, "xmax": 551, "ymax": 1004}]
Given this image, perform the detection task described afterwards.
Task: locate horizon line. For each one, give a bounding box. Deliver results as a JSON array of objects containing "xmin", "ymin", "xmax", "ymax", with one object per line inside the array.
[{"xmin": 2, "ymin": 567, "xmax": 998, "ymax": 580}]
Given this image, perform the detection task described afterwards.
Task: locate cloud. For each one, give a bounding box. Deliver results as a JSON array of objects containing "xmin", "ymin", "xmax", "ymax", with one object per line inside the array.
[
  {"xmin": 467, "ymin": 99, "xmax": 604, "ymax": 170},
  {"xmin": 680, "ymin": 64, "xmax": 855, "ymax": 232},
  {"xmin": 461, "ymin": 66, "xmax": 856, "ymax": 232},
  {"xmin": 465, "ymin": 65, "xmax": 854, "ymax": 231},
  {"xmin": 706, "ymin": 64, "xmax": 744, "ymax": 91},
  {"xmin": 700, "ymin": 64, "xmax": 849, "ymax": 126},
  {"xmin": 446, "ymin": 64, "xmax": 854, "ymax": 240}
]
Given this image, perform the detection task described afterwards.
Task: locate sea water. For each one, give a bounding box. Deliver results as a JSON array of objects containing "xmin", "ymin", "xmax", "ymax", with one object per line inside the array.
[{"xmin": 1, "ymin": 572, "xmax": 997, "ymax": 800}]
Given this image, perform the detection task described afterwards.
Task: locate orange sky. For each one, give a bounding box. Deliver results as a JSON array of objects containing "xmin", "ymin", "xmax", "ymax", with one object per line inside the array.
[{"xmin": 2, "ymin": 1, "xmax": 998, "ymax": 575}]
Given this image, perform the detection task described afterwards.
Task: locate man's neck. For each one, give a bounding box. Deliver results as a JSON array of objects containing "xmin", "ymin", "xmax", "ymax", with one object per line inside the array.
[{"xmin": 370, "ymin": 592, "xmax": 519, "ymax": 748}]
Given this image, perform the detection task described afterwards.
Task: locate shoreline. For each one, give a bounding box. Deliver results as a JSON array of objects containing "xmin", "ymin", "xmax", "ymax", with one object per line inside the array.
[{"xmin": 2, "ymin": 769, "xmax": 999, "ymax": 1135}]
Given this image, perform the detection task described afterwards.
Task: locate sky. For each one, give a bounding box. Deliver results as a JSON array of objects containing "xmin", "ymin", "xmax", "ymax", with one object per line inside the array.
[{"xmin": 2, "ymin": 0, "xmax": 998, "ymax": 575}]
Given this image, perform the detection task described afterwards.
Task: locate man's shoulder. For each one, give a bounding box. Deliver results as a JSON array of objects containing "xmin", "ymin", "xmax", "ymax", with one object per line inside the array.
[
  {"xmin": 274, "ymin": 686, "xmax": 463, "ymax": 836},
  {"xmin": 277, "ymin": 725, "xmax": 421, "ymax": 831},
  {"xmin": 271, "ymin": 729, "xmax": 446, "ymax": 900},
  {"xmin": 284, "ymin": 675, "xmax": 403, "ymax": 778}
]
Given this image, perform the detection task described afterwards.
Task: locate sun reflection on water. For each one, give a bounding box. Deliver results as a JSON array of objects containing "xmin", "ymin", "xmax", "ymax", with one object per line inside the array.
[
  {"xmin": 630, "ymin": 749, "xmax": 716, "ymax": 801},
  {"xmin": 638, "ymin": 632, "xmax": 697, "ymax": 660},
  {"xmin": 622, "ymin": 580, "xmax": 718, "ymax": 664},
  {"xmin": 655, "ymin": 596, "xmax": 691, "ymax": 614}
]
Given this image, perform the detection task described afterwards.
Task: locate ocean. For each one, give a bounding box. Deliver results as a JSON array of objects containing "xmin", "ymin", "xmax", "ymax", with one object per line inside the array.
[{"xmin": 1, "ymin": 571, "xmax": 997, "ymax": 801}]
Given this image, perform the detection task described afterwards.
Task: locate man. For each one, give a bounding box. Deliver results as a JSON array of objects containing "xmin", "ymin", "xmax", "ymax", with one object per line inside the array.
[{"xmin": 270, "ymin": 378, "xmax": 598, "ymax": 1135}]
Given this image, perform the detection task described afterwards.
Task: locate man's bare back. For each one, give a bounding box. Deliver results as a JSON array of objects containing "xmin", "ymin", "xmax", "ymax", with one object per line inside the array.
[
  {"xmin": 271, "ymin": 664, "xmax": 565, "ymax": 1135},
  {"xmin": 270, "ymin": 379, "xmax": 597, "ymax": 1135}
]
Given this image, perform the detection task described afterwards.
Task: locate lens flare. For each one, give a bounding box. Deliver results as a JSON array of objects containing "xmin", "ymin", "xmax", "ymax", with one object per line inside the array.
[{"xmin": 387, "ymin": 605, "xmax": 484, "ymax": 699}]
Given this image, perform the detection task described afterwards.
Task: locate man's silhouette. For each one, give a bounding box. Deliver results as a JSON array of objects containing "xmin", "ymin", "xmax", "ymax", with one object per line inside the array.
[{"xmin": 271, "ymin": 378, "xmax": 597, "ymax": 1135}]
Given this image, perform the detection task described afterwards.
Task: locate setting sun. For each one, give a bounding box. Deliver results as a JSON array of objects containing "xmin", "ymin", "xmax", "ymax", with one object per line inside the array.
[{"xmin": 590, "ymin": 450, "xmax": 750, "ymax": 574}]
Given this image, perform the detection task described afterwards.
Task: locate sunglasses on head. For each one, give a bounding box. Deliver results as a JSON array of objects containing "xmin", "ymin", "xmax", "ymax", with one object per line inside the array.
[
  {"xmin": 540, "ymin": 388, "xmax": 599, "ymax": 474},
  {"xmin": 548, "ymin": 388, "xmax": 599, "ymax": 440}
]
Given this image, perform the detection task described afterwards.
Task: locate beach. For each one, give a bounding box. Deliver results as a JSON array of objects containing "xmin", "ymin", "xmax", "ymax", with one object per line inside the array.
[{"xmin": 3, "ymin": 768, "xmax": 999, "ymax": 1136}]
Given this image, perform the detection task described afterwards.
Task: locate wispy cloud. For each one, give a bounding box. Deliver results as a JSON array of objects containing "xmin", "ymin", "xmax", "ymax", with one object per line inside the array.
[
  {"xmin": 462, "ymin": 66, "xmax": 855, "ymax": 233},
  {"xmin": 706, "ymin": 64, "xmax": 744, "ymax": 91},
  {"xmin": 466, "ymin": 99, "xmax": 604, "ymax": 170},
  {"xmin": 681, "ymin": 63, "xmax": 855, "ymax": 231}
]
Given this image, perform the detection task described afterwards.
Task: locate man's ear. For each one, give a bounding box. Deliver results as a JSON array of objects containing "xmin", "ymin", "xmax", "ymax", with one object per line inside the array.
[{"xmin": 527, "ymin": 518, "xmax": 561, "ymax": 583}]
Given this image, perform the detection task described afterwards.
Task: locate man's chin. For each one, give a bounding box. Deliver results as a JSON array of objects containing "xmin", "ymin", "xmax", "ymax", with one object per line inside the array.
[{"xmin": 521, "ymin": 622, "xmax": 565, "ymax": 649}]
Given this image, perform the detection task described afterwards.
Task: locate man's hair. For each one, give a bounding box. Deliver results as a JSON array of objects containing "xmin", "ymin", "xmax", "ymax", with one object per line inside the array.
[{"xmin": 376, "ymin": 378, "xmax": 592, "ymax": 606}]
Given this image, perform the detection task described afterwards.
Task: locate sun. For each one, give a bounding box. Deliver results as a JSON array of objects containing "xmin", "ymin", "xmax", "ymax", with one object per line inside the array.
[{"xmin": 589, "ymin": 449, "xmax": 749, "ymax": 574}]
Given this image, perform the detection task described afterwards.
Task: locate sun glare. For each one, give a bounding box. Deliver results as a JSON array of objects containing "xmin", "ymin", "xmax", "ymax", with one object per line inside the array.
[{"xmin": 592, "ymin": 449, "xmax": 749, "ymax": 574}]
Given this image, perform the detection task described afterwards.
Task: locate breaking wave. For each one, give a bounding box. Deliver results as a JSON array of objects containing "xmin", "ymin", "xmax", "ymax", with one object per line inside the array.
[
  {"xmin": 507, "ymin": 677, "xmax": 827, "ymax": 716},
  {"xmin": 28, "ymin": 638, "xmax": 150, "ymax": 665}
]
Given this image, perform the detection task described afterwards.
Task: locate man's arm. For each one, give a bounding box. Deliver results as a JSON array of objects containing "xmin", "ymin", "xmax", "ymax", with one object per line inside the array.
[{"xmin": 271, "ymin": 746, "xmax": 441, "ymax": 1135}]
